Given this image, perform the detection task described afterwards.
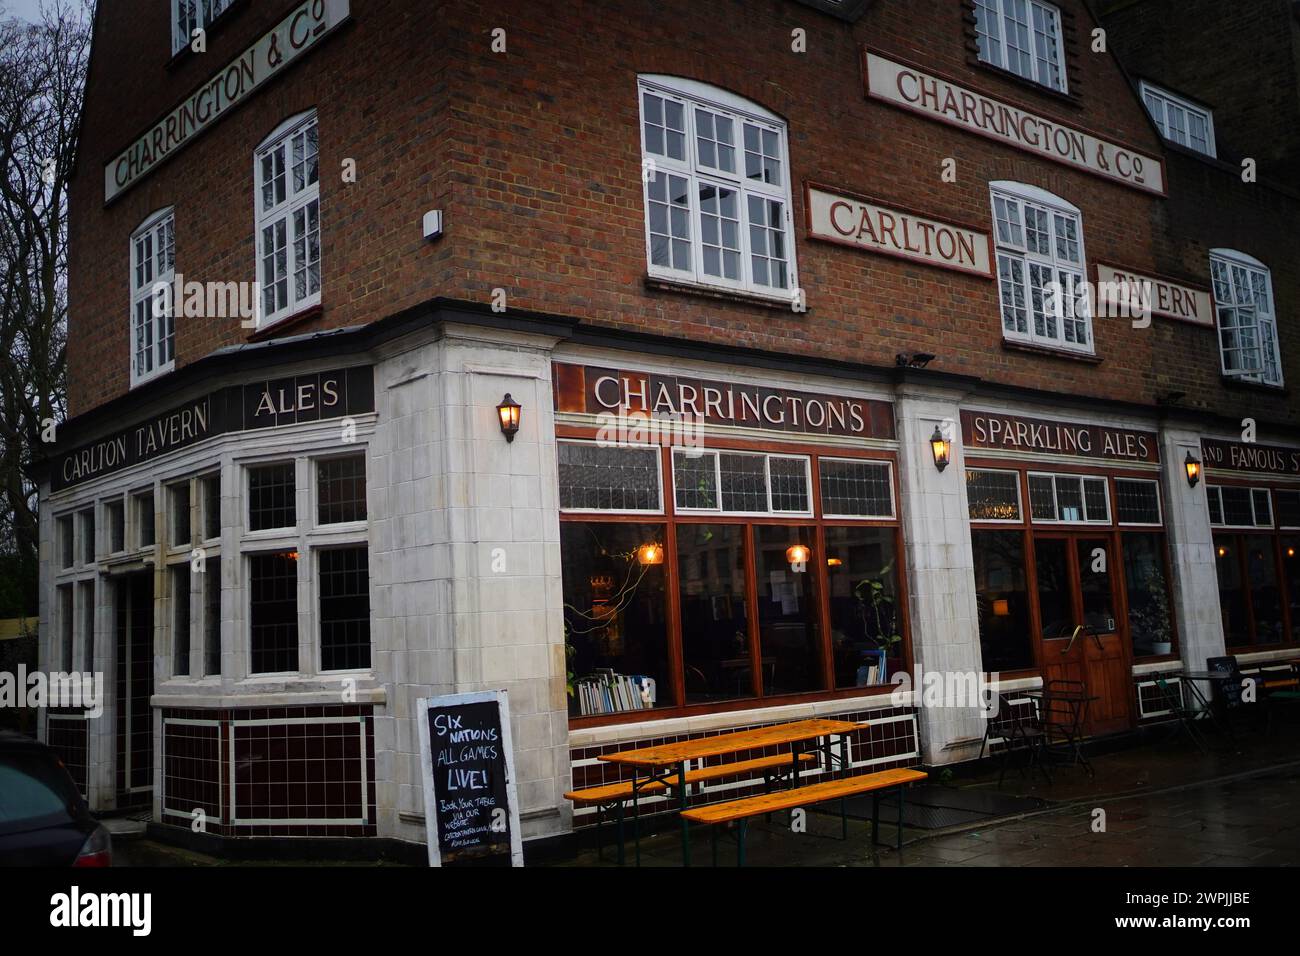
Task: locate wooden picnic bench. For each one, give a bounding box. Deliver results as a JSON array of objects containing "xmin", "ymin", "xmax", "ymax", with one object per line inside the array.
[
  {"xmin": 565, "ymin": 752, "xmax": 816, "ymax": 863},
  {"xmin": 681, "ymin": 767, "xmax": 928, "ymax": 866}
]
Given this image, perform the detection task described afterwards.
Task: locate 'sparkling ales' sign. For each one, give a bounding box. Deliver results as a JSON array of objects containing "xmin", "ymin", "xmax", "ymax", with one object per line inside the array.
[{"xmin": 417, "ymin": 691, "xmax": 523, "ymax": 867}]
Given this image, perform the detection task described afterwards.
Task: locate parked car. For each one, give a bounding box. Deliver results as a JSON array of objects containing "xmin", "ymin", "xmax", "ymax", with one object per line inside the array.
[{"xmin": 0, "ymin": 731, "xmax": 111, "ymax": 866}]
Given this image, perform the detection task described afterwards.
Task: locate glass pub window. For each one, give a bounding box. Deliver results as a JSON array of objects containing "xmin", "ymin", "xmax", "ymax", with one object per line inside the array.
[
  {"xmin": 317, "ymin": 456, "xmax": 367, "ymax": 525},
  {"xmin": 1028, "ymin": 473, "xmax": 1109, "ymax": 522},
  {"xmin": 106, "ymin": 499, "xmax": 126, "ymax": 553},
  {"xmin": 79, "ymin": 509, "xmax": 96, "ymax": 565},
  {"xmin": 255, "ymin": 112, "xmax": 321, "ymax": 327},
  {"xmin": 819, "ymin": 459, "xmax": 893, "ymax": 517},
  {"xmin": 135, "ymin": 491, "xmax": 155, "ymax": 548},
  {"xmin": 58, "ymin": 586, "xmax": 74, "ymax": 669},
  {"xmin": 672, "ymin": 450, "xmax": 811, "ymax": 515},
  {"xmin": 249, "ymin": 552, "xmax": 299, "ymax": 673},
  {"xmin": 170, "ymin": 482, "xmax": 191, "ymax": 548},
  {"xmin": 1208, "ymin": 485, "xmax": 1272, "ymax": 528},
  {"xmin": 129, "ymin": 209, "xmax": 176, "ymax": 387},
  {"xmin": 1211, "ymin": 251, "xmax": 1283, "ymax": 387},
  {"xmin": 1276, "ymin": 489, "xmax": 1300, "ymax": 529},
  {"xmin": 248, "ymin": 463, "xmax": 296, "ymax": 531},
  {"xmin": 974, "ymin": 0, "xmax": 1067, "ymax": 92},
  {"xmin": 966, "ymin": 469, "xmax": 1021, "ymax": 521},
  {"xmin": 1115, "ymin": 478, "xmax": 1161, "ymax": 525},
  {"xmin": 172, "ymin": 565, "xmax": 190, "ymax": 676},
  {"xmin": 318, "ymin": 547, "xmax": 371, "ymax": 670},
  {"xmin": 558, "ymin": 442, "xmax": 661, "ymax": 512},
  {"xmin": 1140, "ymin": 82, "xmax": 1215, "ymax": 157},
  {"xmin": 79, "ymin": 581, "xmax": 95, "ymax": 671},
  {"xmin": 172, "ymin": 0, "xmax": 234, "ymax": 55},
  {"xmin": 204, "ymin": 556, "xmax": 221, "ymax": 677},
  {"xmin": 201, "ymin": 474, "xmax": 221, "ymax": 541},
  {"xmin": 57, "ymin": 516, "xmax": 74, "ymax": 569}
]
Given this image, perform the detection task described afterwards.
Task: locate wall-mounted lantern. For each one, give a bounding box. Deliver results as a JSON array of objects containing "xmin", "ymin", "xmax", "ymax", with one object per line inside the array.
[
  {"xmin": 497, "ymin": 394, "xmax": 521, "ymax": 442},
  {"xmin": 930, "ymin": 425, "xmax": 951, "ymax": 472},
  {"xmin": 1184, "ymin": 450, "xmax": 1202, "ymax": 488}
]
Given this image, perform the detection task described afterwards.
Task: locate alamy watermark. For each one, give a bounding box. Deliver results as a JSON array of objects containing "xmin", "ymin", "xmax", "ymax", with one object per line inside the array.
[
  {"xmin": 152, "ymin": 273, "xmax": 261, "ymax": 328},
  {"xmin": 0, "ymin": 666, "xmax": 104, "ymax": 719}
]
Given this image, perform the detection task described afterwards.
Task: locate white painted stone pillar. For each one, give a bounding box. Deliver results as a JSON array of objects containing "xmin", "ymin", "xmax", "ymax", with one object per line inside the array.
[
  {"xmin": 1158, "ymin": 425, "xmax": 1225, "ymax": 669},
  {"xmin": 894, "ymin": 385, "xmax": 986, "ymax": 765}
]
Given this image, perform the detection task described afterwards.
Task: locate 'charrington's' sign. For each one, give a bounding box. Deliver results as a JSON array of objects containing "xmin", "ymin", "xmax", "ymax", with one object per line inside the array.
[
  {"xmin": 51, "ymin": 366, "xmax": 373, "ymax": 492},
  {"xmin": 962, "ymin": 410, "xmax": 1159, "ymax": 463},
  {"xmin": 1202, "ymin": 438, "xmax": 1300, "ymax": 477},
  {"xmin": 553, "ymin": 363, "xmax": 896, "ymax": 440},
  {"xmin": 863, "ymin": 51, "xmax": 1165, "ymax": 195},
  {"xmin": 104, "ymin": 0, "xmax": 351, "ymax": 203}
]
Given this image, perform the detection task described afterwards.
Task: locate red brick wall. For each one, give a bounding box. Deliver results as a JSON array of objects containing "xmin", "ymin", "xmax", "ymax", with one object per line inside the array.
[{"xmin": 66, "ymin": 0, "xmax": 1300, "ymax": 431}]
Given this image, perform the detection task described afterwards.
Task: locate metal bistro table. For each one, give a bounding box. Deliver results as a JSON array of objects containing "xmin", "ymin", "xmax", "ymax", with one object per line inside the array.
[
  {"xmin": 1023, "ymin": 687, "xmax": 1098, "ymax": 776},
  {"xmin": 599, "ymin": 717, "xmax": 865, "ymax": 867},
  {"xmin": 1176, "ymin": 670, "xmax": 1238, "ymax": 742}
]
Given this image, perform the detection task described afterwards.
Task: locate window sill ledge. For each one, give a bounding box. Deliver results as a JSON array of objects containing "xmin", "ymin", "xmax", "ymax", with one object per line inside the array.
[
  {"xmin": 246, "ymin": 303, "xmax": 324, "ymax": 342},
  {"xmin": 1001, "ymin": 340, "xmax": 1102, "ymax": 364},
  {"xmin": 644, "ymin": 276, "xmax": 808, "ymax": 313},
  {"xmin": 1220, "ymin": 375, "xmax": 1288, "ymax": 397},
  {"xmin": 164, "ymin": 0, "xmax": 248, "ymax": 71},
  {"xmin": 966, "ymin": 57, "xmax": 1082, "ymax": 111}
]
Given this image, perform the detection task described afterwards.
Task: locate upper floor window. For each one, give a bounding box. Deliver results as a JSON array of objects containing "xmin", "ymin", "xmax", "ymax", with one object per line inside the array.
[
  {"xmin": 172, "ymin": 0, "xmax": 235, "ymax": 56},
  {"xmin": 637, "ymin": 76, "xmax": 796, "ymax": 300},
  {"xmin": 1140, "ymin": 81, "xmax": 1215, "ymax": 157},
  {"xmin": 974, "ymin": 0, "xmax": 1066, "ymax": 93},
  {"xmin": 990, "ymin": 182, "xmax": 1091, "ymax": 354},
  {"xmin": 130, "ymin": 208, "xmax": 176, "ymax": 388},
  {"xmin": 254, "ymin": 111, "xmax": 321, "ymax": 328},
  {"xmin": 1210, "ymin": 250, "xmax": 1283, "ymax": 387}
]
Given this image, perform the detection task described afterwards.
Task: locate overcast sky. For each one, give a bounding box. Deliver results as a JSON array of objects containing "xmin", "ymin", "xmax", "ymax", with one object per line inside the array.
[{"xmin": 3, "ymin": 0, "xmax": 53, "ymax": 23}]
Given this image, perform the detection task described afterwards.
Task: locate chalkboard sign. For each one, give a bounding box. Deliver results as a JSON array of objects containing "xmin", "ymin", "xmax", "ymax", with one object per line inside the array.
[{"xmin": 417, "ymin": 690, "xmax": 523, "ymax": 867}]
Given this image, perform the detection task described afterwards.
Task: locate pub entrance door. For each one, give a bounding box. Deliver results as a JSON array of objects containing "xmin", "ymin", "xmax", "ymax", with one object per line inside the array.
[
  {"xmin": 114, "ymin": 572, "xmax": 154, "ymax": 806},
  {"xmin": 1032, "ymin": 534, "xmax": 1134, "ymax": 736}
]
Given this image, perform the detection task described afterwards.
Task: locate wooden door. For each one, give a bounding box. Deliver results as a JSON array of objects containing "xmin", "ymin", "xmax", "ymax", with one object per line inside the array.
[{"xmin": 1033, "ymin": 534, "xmax": 1133, "ymax": 737}]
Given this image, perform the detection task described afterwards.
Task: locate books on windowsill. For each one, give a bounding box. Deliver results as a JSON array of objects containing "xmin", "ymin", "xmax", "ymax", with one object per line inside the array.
[{"xmin": 576, "ymin": 671, "xmax": 656, "ymax": 716}]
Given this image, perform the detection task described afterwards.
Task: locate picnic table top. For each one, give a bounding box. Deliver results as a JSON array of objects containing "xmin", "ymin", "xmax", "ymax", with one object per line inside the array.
[{"xmin": 598, "ymin": 718, "xmax": 865, "ymax": 768}]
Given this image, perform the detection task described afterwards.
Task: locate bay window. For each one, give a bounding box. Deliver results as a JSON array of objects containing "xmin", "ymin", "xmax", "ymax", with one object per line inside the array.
[
  {"xmin": 990, "ymin": 183, "xmax": 1092, "ymax": 354},
  {"xmin": 129, "ymin": 208, "xmax": 176, "ymax": 387},
  {"xmin": 1210, "ymin": 250, "xmax": 1282, "ymax": 387},
  {"xmin": 638, "ymin": 76, "xmax": 796, "ymax": 299},
  {"xmin": 254, "ymin": 112, "xmax": 321, "ymax": 327}
]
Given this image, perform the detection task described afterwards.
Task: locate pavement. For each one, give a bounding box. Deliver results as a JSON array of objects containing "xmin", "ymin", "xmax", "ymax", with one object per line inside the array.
[{"xmin": 107, "ymin": 716, "xmax": 1300, "ymax": 867}]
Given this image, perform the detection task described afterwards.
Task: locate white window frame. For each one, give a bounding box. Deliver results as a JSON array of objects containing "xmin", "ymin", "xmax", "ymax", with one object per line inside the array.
[
  {"xmin": 671, "ymin": 450, "xmax": 813, "ymax": 518},
  {"xmin": 1139, "ymin": 81, "xmax": 1216, "ymax": 158},
  {"xmin": 973, "ymin": 0, "xmax": 1068, "ymax": 93},
  {"xmin": 990, "ymin": 182, "xmax": 1092, "ymax": 355},
  {"xmin": 171, "ymin": 0, "xmax": 235, "ymax": 56},
  {"xmin": 1027, "ymin": 471, "xmax": 1111, "ymax": 525},
  {"xmin": 1114, "ymin": 477, "xmax": 1164, "ymax": 527},
  {"xmin": 129, "ymin": 208, "xmax": 176, "ymax": 388},
  {"xmin": 556, "ymin": 439, "xmax": 665, "ymax": 516},
  {"xmin": 253, "ymin": 111, "xmax": 321, "ymax": 329},
  {"xmin": 1207, "ymin": 484, "xmax": 1275, "ymax": 530},
  {"xmin": 965, "ymin": 467, "xmax": 1023, "ymax": 524},
  {"xmin": 637, "ymin": 75, "xmax": 798, "ymax": 301},
  {"xmin": 1210, "ymin": 249, "xmax": 1283, "ymax": 387},
  {"xmin": 818, "ymin": 457, "xmax": 897, "ymax": 520}
]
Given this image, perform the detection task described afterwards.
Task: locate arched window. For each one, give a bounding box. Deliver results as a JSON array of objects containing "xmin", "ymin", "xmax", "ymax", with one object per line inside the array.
[
  {"xmin": 989, "ymin": 181, "xmax": 1091, "ymax": 354},
  {"xmin": 637, "ymin": 76, "xmax": 796, "ymax": 300},
  {"xmin": 254, "ymin": 110, "xmax": 321, "ymax": 328},
  {"xmin": 129, "ymin": 207, "xmax": 176, "ymax": 387},
  {"xmin": 1210, "ymin": 249, "xmax": 1282, "ymax": 387}
]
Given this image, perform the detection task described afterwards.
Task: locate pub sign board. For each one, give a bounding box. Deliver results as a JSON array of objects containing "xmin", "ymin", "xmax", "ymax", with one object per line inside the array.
[
  {"xmin": 417, "ymin": 691, "xmax": 523, "ymax": 867},
  {"xmin": 1202, "ymin": 438, "xmax": 1300, "ymax": 477},
  {"xmin": 553, "ymin": 362, "xmax": 897, "ymax": 440},
  {"xmin": 50, "ymin": 365, "xmax": 374, "ymax": 492},
  {"xmin": 961, "ymin": 410, "xmax": 1160, "ymax": 464}
]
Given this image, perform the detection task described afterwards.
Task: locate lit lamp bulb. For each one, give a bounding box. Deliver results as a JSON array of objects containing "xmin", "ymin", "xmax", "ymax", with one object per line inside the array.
[
  {"xmin": 930, "ymin": 425, "xmax": 951, "ymax": 472},
  {"xmin": 1184, "ymin": 451, "xmax": 1201, "ymax": 488},
  {"xmin": 636, "ymin": 543, "xmax": 664, "ymax": 565},
  {"xmin": 786, "ymin": 544, "xmax": 811, "ymax": 570}
]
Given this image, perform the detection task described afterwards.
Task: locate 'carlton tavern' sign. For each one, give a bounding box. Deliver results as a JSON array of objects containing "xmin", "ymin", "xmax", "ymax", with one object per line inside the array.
[
  {"xmin": 553, "ymin": 363, "xmax": 896, "ymax": 440},
  {"xmin": 962, "ymin": 410, "xmax": 1160, "ymax": 463},
  {"xmin": 51, "ymin": 366, "xmax": 374, "ymax": 491},
  {"xmin": 863, "ymin": 51, "xmax": 1165, "ymax": 196}
]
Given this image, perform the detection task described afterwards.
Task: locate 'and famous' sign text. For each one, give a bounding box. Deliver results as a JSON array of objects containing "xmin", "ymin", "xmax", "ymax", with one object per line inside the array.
[
  {"xmin": 104, "ymin": 0, "xmax": 351, "ymax": 203},
  {"xmin": 553, "ymin": 363, "xmax": 896, "ymax": 440},
  {"xmin": 417, "ymin": 691, "xmax": 523, "ymax": 867},
  {"xmin": 863, "ymin": 51, "xmax": 1165, "ymax": 195},
  {"xmin": 806, "ymin": 185, "xmax": 993, "ymax": 277},
  {"xmin": 51, "ymin": 366, "xmax": 373, "ymax": 491},
  {"xmin": 962, "ymin": 411, "xmax": 1159, "ymax": 463},
  {"xmin": 1202, "ymin": 438, "xmax": 1300, "ymax": 477}
]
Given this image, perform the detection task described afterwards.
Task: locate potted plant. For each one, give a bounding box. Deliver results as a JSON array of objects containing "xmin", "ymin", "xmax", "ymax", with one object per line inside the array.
[{"xmin": 1131, "ymin": 563, "xmax": 1173, "ymax": 656}]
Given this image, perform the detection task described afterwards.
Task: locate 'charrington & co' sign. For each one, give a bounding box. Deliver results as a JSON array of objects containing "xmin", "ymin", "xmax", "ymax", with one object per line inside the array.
[
  {"xmin": 51, "ymin": 366, "xmax": 373, "ymax": 492},
  {"xmin": 863, "ymin": 51, "xmax": 1165, "ymax": 195},
  {"xmin": 1202, "ymin": 438, "xmax": 1300, "ymax": 477},
  {"xmin": 962, "ymin": 410, "xmax": 1159, "ymax": 463},
  {"xmin": 104, "ymin": 0, "xmax": 351, "ymax": 203},
  {"xmin": 553, "ymin": 363, "xmax": 896, "ymax": 440}
]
